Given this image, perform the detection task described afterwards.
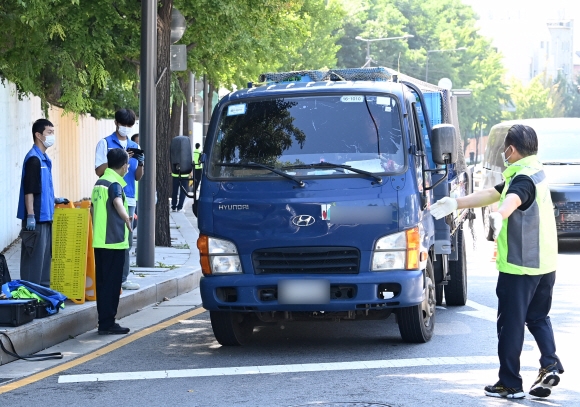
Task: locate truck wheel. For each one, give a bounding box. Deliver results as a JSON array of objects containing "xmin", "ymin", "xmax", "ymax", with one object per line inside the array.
[
  {"xmin": 444, "ymin": 228, "xmax": 467, "ymax": 306},
  {"xmin": 209, "ymin": 311, "xmax": 254, "ymax": 346},
  {"xmin": 397, "ymin": 258, "xmax": 435, "ymax": 343}
]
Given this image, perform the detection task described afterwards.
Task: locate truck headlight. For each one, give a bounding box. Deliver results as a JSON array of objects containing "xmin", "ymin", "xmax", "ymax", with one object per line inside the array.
[
  {"xmin": 372, "ymin": 227, "xmax": 420, "ymax": 271},
  {"xmin": 197, "ymin": 235, "xmax": 242, "ymax": 275}
]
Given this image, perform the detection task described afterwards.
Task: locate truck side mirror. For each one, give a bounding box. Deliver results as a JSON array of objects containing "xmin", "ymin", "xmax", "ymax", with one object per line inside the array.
[
  {"xmin": 170, "ymin": 135, "xmax": 193, "ymax": 174},
  {"xmin": 431, "ymin": 124, "xmax": 458, "ymax": 165}
]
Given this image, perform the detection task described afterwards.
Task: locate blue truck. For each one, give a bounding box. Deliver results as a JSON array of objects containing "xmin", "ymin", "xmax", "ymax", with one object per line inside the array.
[{"xmin": 195, "ymin": 68, "xmax": 473, "ymax": 345}]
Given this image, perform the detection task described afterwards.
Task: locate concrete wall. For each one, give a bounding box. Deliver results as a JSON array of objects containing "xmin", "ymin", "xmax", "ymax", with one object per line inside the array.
[
  {"xmin": 0, "ymin": 82, "xmax": 43, "ymax": 251},
  {"xmin": 0, "ymin": 80, "xmax": 114, "ymax": 252}
]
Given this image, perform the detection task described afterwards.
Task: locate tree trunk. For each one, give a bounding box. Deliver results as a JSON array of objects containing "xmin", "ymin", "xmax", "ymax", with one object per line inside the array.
[
  {"xmin": 208, "ymin": 81, "xmax": 216, "ymax": 120},
  {"xmin": 169, "ymin": 97, "xmax": 181, "ymax": 138},
  {"xmin": 154, "ymin": 0, "xmax": 173, "ymax": 247}
]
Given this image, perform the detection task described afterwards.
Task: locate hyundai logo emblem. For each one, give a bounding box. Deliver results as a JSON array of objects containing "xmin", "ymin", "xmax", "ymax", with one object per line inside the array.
[{"xmin": 291, "ymin": 215, "xmax": 315, "ymax": 227}]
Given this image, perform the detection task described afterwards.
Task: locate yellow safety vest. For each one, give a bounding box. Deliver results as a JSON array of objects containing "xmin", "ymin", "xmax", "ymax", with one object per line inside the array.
[
  {"xmin": 496, "ymin": 155, "xmax": 557, "ymax": 275},
  {"xmin": 91, "ymin": 168, "xmax": 129, "ymax": 249}
]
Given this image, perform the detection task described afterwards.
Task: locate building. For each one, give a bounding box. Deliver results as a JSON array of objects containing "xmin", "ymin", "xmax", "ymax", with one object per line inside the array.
[
  {"xmin": 464, "ymin": 0, "xmax": 579, "ymax": 85},
  {"xmin": 545, "ymin": 20, "xmax": 574, "ymax": 81}
]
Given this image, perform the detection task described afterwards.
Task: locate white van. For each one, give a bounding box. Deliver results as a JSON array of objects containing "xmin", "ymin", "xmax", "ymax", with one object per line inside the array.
[{"xmin": 481, "ymin": 118, "xmax": 580, "ymax": 239}]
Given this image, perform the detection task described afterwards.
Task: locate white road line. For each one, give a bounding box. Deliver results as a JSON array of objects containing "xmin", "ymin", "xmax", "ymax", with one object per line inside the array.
[
  {"xmin": 458, "ymin": 300, "xmax": 497, "ymax": 322},
  {"xmin": 58, "ymin": 356, "xmax": 501, "ymax": 384}
]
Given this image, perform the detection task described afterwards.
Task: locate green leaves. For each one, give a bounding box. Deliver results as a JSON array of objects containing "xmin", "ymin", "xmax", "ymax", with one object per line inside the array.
[
  {"xmin": 1, "ymin": 0, "xmax": 140, "ymax": 118},
  {"xmin": 335, "ymin": 0, "xmax": 506, "ymax": 143},
  {"xmin": 502, "ymin": 75, "xmax": 557, "ymax": 120}
]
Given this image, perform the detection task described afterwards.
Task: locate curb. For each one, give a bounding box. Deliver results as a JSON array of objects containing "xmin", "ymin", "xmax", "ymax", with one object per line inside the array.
[{"xmin": 0, "ymin": 211, "xmax": 201, "ymax": 366}]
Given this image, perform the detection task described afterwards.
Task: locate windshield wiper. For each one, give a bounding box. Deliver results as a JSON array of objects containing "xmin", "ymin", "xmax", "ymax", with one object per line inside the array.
[
  {"xmin": 282, "ymin": 162, "xmax": 383, "ymax": 184},
  {"xmin": 216, "ymin": 162, "xmax": 305, "ymax": 187}
]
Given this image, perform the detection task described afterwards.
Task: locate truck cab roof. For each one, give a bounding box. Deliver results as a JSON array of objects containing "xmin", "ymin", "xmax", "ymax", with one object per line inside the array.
[
  {"xmin": 222, "ymin": 79, "xmax": 409, "ymax": 103},
  {"xmin": 220, "ymin": 67, "xmax": 445, "ymax": 103}
]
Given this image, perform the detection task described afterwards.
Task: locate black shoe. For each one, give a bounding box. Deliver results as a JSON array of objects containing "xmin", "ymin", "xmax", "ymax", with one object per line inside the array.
[
  {"xmin": 98, "ymin": 323, "xmax": 130, "ymax": 335},
  {"xmin": 529, "ymin": 363, "xmax": 560, "ymax": 398},
  {"xmin": 484, "ymin": 382, "xmax": 525, "ymax": 399}
]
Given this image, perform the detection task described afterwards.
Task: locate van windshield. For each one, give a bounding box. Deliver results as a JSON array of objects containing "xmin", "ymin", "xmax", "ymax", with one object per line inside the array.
[
  {"xmin": 208, "ymin": 94, "xmax": 405, "ymax": 179},
  {"xmin": 538, "ymin": 129, "xmax": 580, "ymax": 163}
]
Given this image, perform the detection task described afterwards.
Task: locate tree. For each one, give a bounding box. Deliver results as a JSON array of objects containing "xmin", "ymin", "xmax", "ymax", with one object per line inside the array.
[
  {"xmin": 278, "ymin": 0, "xmax": 345, "ymax": 72},
  {"xmin": 335, "ymin": 0, "xmax": 507, "ymax": 153},
  {"xmin": 0, "ymin": 0, "xmax": 140, "ymax": 118},
  {"xmin": 154, "ymin": 0, "xmax": 174, "ymax": 246},
  {"xmin": 502, "ymin": 76, "xmax": 556, "ymax": 120},
  {"xmin": 552, "ymin": 73, "xmax": 580, "ymax": 118}
]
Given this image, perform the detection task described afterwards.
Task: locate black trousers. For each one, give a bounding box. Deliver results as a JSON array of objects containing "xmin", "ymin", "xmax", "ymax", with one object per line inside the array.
[
  {"xmin": 94, "ymin": 248, "xmax": 125, "ymax": 330},
  {"xmin": 496, "ymin": 271, "xmax": 564, "ymax": 388},
  {"xmin": 171, "ymin": 177, "xmax": 188, "ymax": 210}
]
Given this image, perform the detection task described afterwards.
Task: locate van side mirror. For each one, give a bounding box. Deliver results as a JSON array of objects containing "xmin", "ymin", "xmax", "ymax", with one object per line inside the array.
[
  {"xmin": 431, "ymin": 124, "xmax": 458, "ymax": 165},
  {"xmin": 170, "ymin": 135, "xmax": 193, "ymax": 174}
]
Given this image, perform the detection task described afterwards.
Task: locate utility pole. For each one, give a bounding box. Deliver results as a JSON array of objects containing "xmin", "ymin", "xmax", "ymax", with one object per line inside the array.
[
  {"xmin": 203, "ymin": 76, "xmax": 209, "ymax": 145},
  {"xmin": 136, "ymin": 0, "xmax": 157, "ymax": 267},
  {"xmin": 188, "ymin": 72, "xmax": 195, "ymax": 147}
]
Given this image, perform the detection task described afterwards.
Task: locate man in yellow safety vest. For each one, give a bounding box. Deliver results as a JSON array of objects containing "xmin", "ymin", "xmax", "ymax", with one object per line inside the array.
[
  {"xmin": 431, "ymin": 124, "xmax": 563, "ymax": 400},
  {"xmin": 91, "ymin": 148, "xmax": 133, "ymax": 335}
]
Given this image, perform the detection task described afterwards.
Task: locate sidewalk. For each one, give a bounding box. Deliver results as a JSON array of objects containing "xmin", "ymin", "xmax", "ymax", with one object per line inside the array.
[{"xmin": 0, "ymin": 198, "xmax": 202, "ymax": 366}]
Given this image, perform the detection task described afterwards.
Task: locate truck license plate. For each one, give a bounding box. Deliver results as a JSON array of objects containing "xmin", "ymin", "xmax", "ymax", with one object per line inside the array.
[{"xmin": 278, "ymin": 279, "xmax": 330, "ymax": 304}]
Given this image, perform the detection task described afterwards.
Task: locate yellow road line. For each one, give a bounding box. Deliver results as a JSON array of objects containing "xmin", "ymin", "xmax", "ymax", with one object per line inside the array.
[{"xmin": 0, "ymin": 307, "xmax": 206, "ymax": 394}]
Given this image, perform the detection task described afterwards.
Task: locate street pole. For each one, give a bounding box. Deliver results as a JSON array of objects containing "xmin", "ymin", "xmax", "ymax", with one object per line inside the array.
[
  {"xmin": 203, "ymin": 76, "xmax": 209, "ymax": 145},
  {"xmin": 188, "ymin": 71, "xmax": 195, "ymax": 147},
  {"xmin": 425, "ymin": 53, "xmax": 430, "ymax": 82},
  {"xmin": 364, "ymin": 41, "xmax": 371, "ymax": 68},
  {"xmin": 136, "ymin": 0, "xmax": 157, "ymax": 267}
]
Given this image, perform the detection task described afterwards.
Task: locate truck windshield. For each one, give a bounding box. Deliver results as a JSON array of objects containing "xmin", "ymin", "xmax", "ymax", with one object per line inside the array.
[{"xmin": 208, "ymin": 94, "xmax": 405, "ymax": 179}]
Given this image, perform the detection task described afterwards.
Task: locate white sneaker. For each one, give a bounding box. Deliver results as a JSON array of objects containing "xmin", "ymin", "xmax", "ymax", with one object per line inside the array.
[
  {"xmin": 121, "ymin": 281, "xmax": 140, "ymax": 290},
  {"xmin": 529, "ymin": 364, "xmax": 561, "ymax": 398}
]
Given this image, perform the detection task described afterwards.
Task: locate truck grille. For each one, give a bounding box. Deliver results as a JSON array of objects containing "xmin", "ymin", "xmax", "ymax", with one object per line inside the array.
[
  {"xmin": 556, "ymin": 201, "xmax": 580, "ymax": 233},
  {"xmin": 253, "ymin": 247, "xmax": 360, "ymax": 274}
]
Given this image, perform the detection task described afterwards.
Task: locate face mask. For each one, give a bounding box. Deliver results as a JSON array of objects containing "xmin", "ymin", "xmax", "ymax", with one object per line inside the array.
[
  {"xmin": 501, "ymin": 146, "xmax": 513, "ymax": 167},
  {"xmin": 118, "ymin": 126, "xmax": 131, "ymax": 138},
  {"xmin": 42, "ymin": 135, "xmax": 55, "ymax": 148}
]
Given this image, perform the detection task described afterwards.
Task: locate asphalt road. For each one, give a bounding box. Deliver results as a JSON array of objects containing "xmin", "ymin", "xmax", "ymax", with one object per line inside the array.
[{"xmin": 1, "ymin": 220, "xmax": 579, "ymax": 407}]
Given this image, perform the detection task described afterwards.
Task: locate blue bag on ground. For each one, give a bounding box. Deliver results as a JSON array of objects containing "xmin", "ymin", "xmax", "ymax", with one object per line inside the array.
[{"xmin": 2, "ymin": 280, "xmax": 67, "ymax": 315}]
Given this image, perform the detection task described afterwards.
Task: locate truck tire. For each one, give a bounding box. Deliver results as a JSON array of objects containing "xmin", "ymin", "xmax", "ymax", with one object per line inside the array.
[
  {"xmin": 397, "ymin": 258, "xmax": 436, "ymax": 343},
  {"xmin": 444, "ymin": 228, "xmax": 467, "ymax": 306},
  {"xmin": 209, "ymin": 311, "xmax": 254, "ymax": 346}
]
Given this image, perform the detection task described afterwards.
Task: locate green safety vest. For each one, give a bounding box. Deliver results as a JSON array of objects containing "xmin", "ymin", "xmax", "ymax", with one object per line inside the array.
[
  {"xmin": 193, "ymin": 148, "xmax": 202, "ymax": 170},
  {"xmin": 496, "ymin": 155, "xmax": 557, "ymax": 275},
  {"xmin": 91, "ymin": 168, "xmax": 129, "ymax": 249}
]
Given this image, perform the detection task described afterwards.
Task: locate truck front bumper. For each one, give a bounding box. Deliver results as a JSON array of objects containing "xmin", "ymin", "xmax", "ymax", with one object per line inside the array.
[{"xmin": 200, "ymin": 270, "xmax": 424, "ymax": 312}]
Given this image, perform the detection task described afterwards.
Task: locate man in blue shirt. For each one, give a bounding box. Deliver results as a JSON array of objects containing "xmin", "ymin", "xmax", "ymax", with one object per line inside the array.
[
  {"xmin": 95, "ymin": 109, "xmax": 144, "ymax": 290},
  {"xmin": 17, "ymin": 119, "xmax": 69, "ymax": 287}
]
